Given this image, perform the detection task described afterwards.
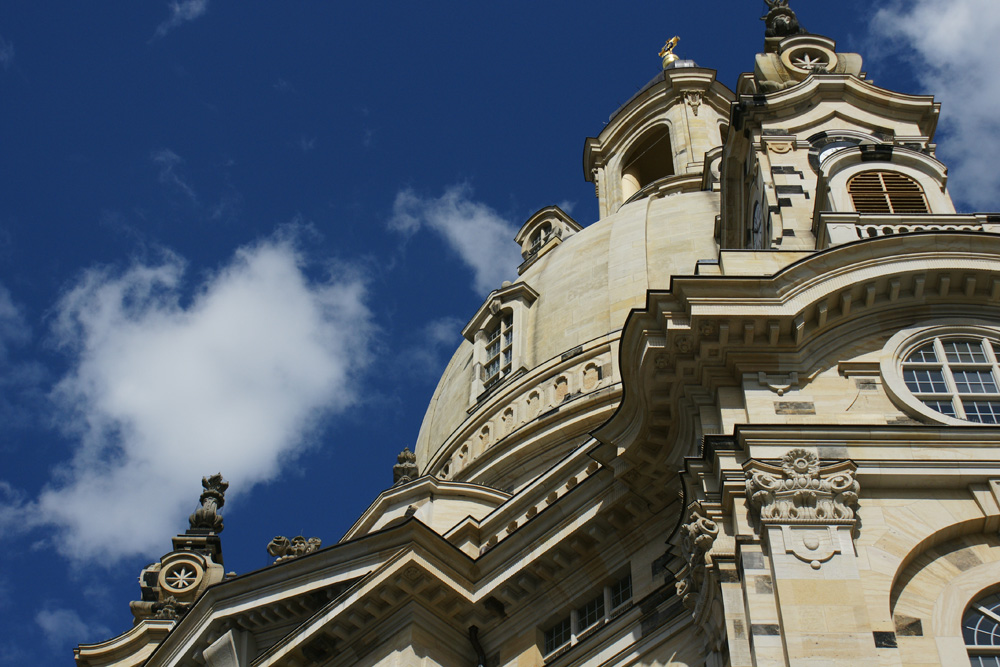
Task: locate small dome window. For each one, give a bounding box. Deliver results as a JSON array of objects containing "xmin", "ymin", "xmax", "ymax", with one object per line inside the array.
[
  {"xmin": 529, "ymin": 223, "xmax": 552, "ymax": 255},
  {"xmin": 848, "ymin": 171, "xmax": 928, "ymax": 214},
  {"xmin": 483, "ymin": 312, "xmax": 514, "ymax": 391}
]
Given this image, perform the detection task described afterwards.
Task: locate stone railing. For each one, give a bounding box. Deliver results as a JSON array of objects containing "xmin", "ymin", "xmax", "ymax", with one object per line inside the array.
[
  {"xmin": 427, "ymin": 340, "xmax": 616, "ymax": 483},
  {"xmin": 817, "ymin": 212, "xmax": 1000, "ymax": 248}
]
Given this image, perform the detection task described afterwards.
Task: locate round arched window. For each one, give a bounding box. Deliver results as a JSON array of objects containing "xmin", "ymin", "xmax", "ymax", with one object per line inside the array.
[
  {"xmin": 963, "ymin": 592, "xmax": 1000, "ymax": 665},
  {"xmin": 900, "ymin": 335, "xmax": 1000, "ymax": 423},
  {"xmin": 848, "ymin": 171, "xmax": 928, "ymax": 214}
]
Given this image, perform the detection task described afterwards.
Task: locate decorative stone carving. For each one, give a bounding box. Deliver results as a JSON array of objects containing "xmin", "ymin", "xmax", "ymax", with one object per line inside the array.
[
  {"xmin": 130, "ymin": 595, "xmax": 192, "ymax": 622},
  {"xmin": 393, "ymin": 447, "xmax": 418, "ymax": 485},
  {"xmin": 189, "ymin": 473, "xmax": 228, "ymax": 533},
  {"xmin": 129, "ymin": 475, "xmax": 229, "ymax": 623},
  {"xmin": 684, "ymin": 91, "xmax": 703, "ymax": 116},
  {"xmin": 267, "ymin": 535, "xmax": 323, "ymax": 563},
  {"xmin": 675, "ymin": 507, "xmax": 719, "ymax": 609},
  {"xmin": 746, "ymin": 449, "xmax": 859, "ymax": 525},
  {"xmin": 159, "ymin": 559, "xmax": 204, "ymax": 594},
  {"xmin": 153, "ymin": 596, "xmax": 191, "ymax": 620},
  {"xmin": 673, "ymin": 505, "xmax": 726, "ymax": 654},
  {"xmin": 761, "ymin": 0, "xmax": 806, "ymax": 38},
  {"xmin": 746, "ymin": 450, "xmax": 859, "ymax": 569}
]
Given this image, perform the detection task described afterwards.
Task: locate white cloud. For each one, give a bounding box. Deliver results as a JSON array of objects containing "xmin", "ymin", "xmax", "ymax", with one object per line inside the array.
[
  {"xmin": 0, "ymin": 285, "xmax": 29, "ymax": 363},
  {"xmin": 36, "ymin": 608, "xmax": 109, "ymax": 648},
  {"xmin": 5, "ymin": 237, "xmax": 372, "ymax": 564},
  {"xmin": 871, "ymin": 0, "xmax": 1000, "ymax": 209},
  {"xmin": 0, "ymin": 35, "xmax": 13, "ymax": 70},
  {"xmin": 389, "ymin": 184, "xmax": 521, "ymax": 294},
  {"xmin": 153, "ymin": 0, "xmax": 209, "ymax": 39},
  {"xmin": 151, "ymin": 148, "xmax": 197, "ymax": 202}
]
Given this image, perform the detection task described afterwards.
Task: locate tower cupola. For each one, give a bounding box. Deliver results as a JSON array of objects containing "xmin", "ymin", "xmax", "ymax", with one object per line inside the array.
[{"xmin": 583, "ymin": 40, "xmax": 734, "ymax": 218}]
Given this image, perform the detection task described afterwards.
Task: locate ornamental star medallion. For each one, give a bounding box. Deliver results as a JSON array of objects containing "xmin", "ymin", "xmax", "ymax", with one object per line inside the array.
[
  {"xmin": 165, "ymin": 566, "xmax": 196, "ymax": 589},
  {"xmin": 792, "ymin": 52, "xmax": 827, "ymax": 70}
]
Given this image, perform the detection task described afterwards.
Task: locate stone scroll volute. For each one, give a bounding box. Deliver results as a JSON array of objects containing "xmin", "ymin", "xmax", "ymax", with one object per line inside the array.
[{"xmin": 673, "ymin": 504, "xmax": 726, "ymax": 654}]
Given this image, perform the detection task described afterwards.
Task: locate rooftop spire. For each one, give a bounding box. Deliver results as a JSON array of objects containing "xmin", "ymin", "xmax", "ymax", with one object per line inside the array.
[{"xmin": 659, "ymin": 36, "xmax": 680, "ymax": 69}]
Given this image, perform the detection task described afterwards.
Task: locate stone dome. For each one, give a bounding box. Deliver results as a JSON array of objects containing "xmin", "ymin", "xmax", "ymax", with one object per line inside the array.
[{"xmin": 414, "ymin": 67, "xmax": 735, "ymax": 492}]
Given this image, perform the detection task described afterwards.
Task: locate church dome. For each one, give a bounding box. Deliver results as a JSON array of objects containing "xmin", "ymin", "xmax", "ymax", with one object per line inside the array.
[{"xmin": 415, "ymin": 66, "xmax": 735, "ymax": 491}]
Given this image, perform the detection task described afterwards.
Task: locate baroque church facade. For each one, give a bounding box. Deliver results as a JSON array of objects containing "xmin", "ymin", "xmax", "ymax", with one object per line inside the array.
[{"xmin": 76, "ymin": 5, "xmax": 1000, "ymax": 666}]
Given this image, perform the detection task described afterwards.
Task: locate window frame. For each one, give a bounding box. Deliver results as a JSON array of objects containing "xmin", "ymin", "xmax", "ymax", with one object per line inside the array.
[
  {"xmin": 848, "ymin": 170, "xmax": 929, "ymax": 214},
  {"xmin": 964, "ymin": 592, "xmax": 1000, "ymax": 665},
  {"xmin": 541, "ymin": 572, "xmax": 633, "ymax": 660},
  {"xmin": 461, "ymin": 282, "xmax": 539, "ymax": 404},
  {"xmin": 881, "ymin": 323, "xmax": 1000, "ymax": 426},
  {"xmin": 816, "ymin": 146, "xmax": 955, "ymax": 217},
  {"xmin": 482, "ymin": 312, "xmax": 514, "ymax": 391}
]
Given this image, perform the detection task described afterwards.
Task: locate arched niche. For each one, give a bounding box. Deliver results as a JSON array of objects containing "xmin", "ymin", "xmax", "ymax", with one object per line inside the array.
[{"xmin": 620, "ymin": 125, "xmax": 675, "ymax": 202}]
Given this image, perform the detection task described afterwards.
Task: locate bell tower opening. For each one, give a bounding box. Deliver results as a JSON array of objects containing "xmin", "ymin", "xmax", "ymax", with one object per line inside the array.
[{"xmin": 621, "ymin": 127, "xmax": 675, "ymax": 202}]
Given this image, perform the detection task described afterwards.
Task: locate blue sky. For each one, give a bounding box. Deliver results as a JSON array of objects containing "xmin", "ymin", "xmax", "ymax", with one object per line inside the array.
[{"xmin": 0, "ymin": 1, "xmax": 996, "ymax": 662}]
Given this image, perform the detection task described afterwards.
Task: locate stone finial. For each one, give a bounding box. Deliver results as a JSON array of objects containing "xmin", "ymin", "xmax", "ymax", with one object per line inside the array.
[
  {"xmin": 393, "ymin": 447, "xmax": 418, "ymax": 486},
  {"xmin": 761, "ymin": 0, "xmax": 806, "ymax": 38},
  {"xmin": 267, "ymin": 535, "xmax": 323, "ymax": 564},
  {"xmin": 189, "ymin": 473, "xmax": 228, "ymax": 532}
]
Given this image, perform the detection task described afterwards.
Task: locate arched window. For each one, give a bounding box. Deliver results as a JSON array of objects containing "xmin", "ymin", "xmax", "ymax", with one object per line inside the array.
[
  {"xmin": 848, "ymin": 171, "xmax": 929, "ymax": 214},
  {"xmin": 621, "ymin": 127, "xmax": 674, "ymax": 201},
  {"xmin": 963, "ymin": 592, "xmax": 1000, "ymax": 665},
  {"xmin": 901, "ymin": 335, "xmax": 1000, "ymax": 423}
]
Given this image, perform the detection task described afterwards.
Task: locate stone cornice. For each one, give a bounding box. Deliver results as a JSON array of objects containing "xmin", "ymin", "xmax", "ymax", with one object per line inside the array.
[
  {"xmin": 594, "ymin": 233, "xmax": 1000, "ymax": 473},
  {"xmin": 140, "ymin": 445, "xmax": 666, "ymax": 666},
  {"xmin": 583, "ymin": 67, "xmax": 735, "ymax": 177},
  {"xmin": 74, "ymin": 620, "xmax": 175, "ymax": 667},
  {"xmin": 735, "ymin": 74, "xmax": 940, "ymax": 140},
  {"xmin": 142, "ymin": 519, "xmax": 476, "ymax": 667},
  {"xmin": 341, "ymin": 476, "xmax": 511, "ymax": 542}
]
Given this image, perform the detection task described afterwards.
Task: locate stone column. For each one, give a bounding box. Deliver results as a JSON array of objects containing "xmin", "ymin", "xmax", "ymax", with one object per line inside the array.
[{"xmin": 745, "ymin": 449, "xmax": 879, "ymax": 666}]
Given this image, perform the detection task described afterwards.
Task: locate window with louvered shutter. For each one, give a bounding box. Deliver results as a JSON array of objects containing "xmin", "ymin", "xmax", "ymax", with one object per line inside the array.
[{"xmin": 848, "ymin": 171, "xmax": 929, "ymax": 214}]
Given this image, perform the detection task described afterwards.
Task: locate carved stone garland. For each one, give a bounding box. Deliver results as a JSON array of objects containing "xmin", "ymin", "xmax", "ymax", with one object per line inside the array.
[{"xmin": 746, "ymin": 449, "xmax": 859, "ymax": 569}]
